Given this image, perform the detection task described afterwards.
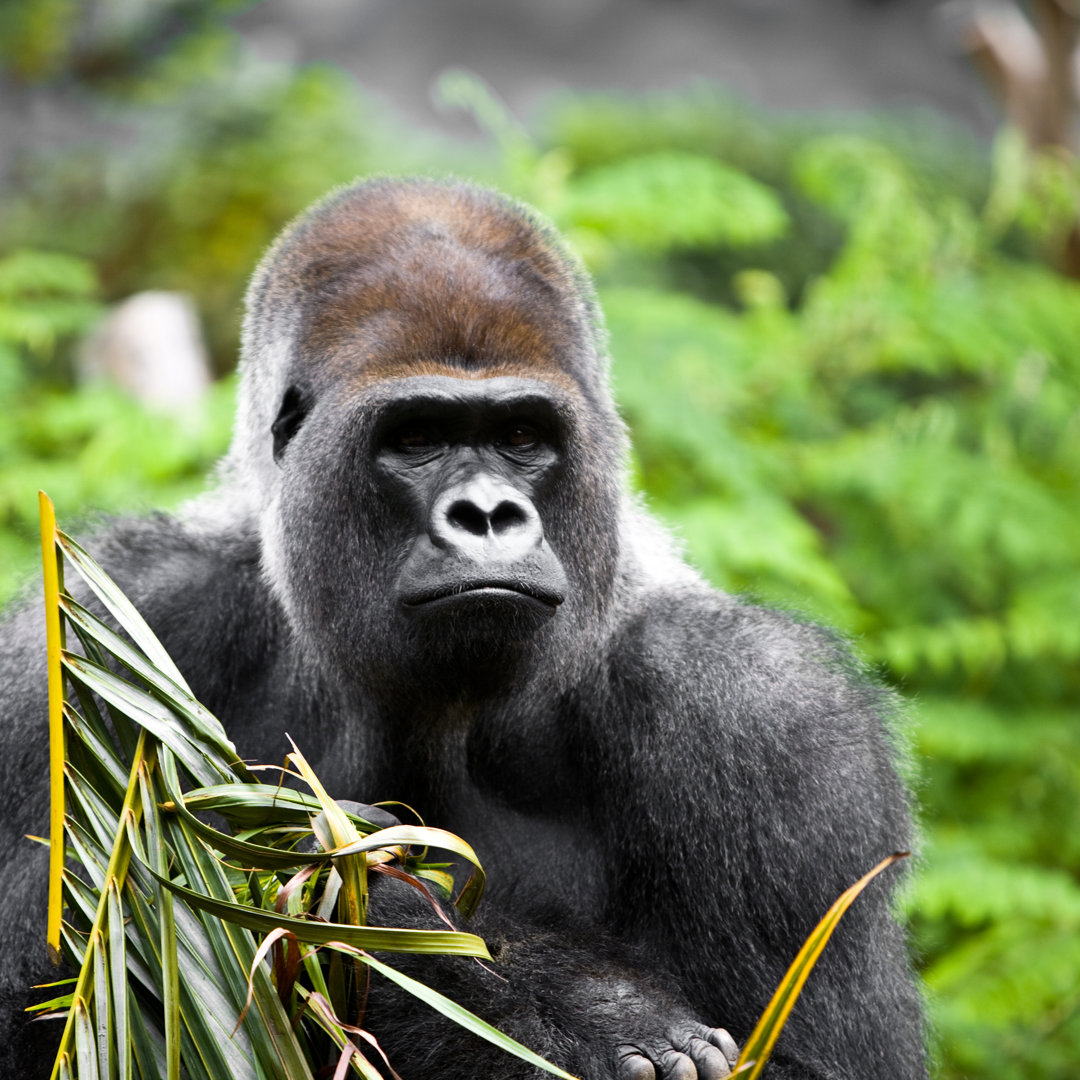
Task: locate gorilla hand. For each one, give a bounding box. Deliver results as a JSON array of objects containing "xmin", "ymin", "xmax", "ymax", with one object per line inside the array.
[
  {"xmin": 577, "ymin": 975, "xmax": 738, "ymax": 1080},
  {"xmin": 617, "ymin": 1023, "xmax": 739, "ymax": 1080}
]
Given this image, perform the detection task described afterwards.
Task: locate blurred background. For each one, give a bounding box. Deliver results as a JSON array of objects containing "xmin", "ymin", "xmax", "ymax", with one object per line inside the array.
[{"xmin": 1, "ymin": 1, "xmax": 1079, "ymax": 1076}]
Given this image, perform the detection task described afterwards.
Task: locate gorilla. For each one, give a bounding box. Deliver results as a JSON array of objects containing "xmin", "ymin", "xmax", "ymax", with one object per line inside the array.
[{"xmin": 0, "ymin": 178, "xmax": 926, "ymax": 1079}]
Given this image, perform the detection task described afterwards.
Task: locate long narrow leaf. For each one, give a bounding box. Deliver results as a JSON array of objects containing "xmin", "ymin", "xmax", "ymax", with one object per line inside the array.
[
  {"xmin": 73, "ymin": 1002, "xmax": 98, "ymax": 1080},
  {"xmin": 296, "ymin": 990, "xmax": 387, "ymax": 1080},
  {"xmin": 159, "ymin": 774, "xmax": 333, "ymax": 871},
  {"xmin": 50, "ymin": 734, "xmax": 152, "ymax": 1080},
  {"xmin": 66, "ymin": 620, "xmax": 140, "ymax": 762},
  {"xmin": 62, "ymin": 653, "xmax": 221, "ymax": 787},
  {"xmin": 331, "ymin": 826, "xmax": 486, "ymax": 917},
  {"xmin": 59, "ymin": 595, "xmax": 249, "ymax": 777},
  {"xmin": 106, "ymin": 883, "xmax": 132, "ymax": 1080},
  {"xmin": 63, "ymin": 871, "xmax": 103, "ymax": 932},
  {"xmin": 732, "ymin": 852, "xmax": 909, "ymax": 1078},
  {"xmin": 146, "ymin": 868, "xmax": 492, "ymax": 958},
  {"xmin": 139, "ymin": 763, "xmax": 181, "ymax": 1080},
  {"xmin": 287, "ymin": 741, "xmax": 368, "ymax": 931},
  {"xmin": 173, "ymin": 784, "xmax": 372, "ymax": 830},
  {"xmin": 126, "ymin": 987, "xmax": 167, "ymax": 1080},
  {"xmin": 64, "ymin": 704, "xmax": 128, "ymax": 797},
  {"xmin": 64, "ymin": 820, "xmax": 110, "ymax": 894},
  {"xmin": 65, "ymin": 767, "xmax": 124, "ymax": 857},
  {"xmin": 90, "ymin": 931, "xmax": 110, "ymax": 1079},
  {"xmin": 159, "ymin": 766, "xmax": 313, "ymax": 1080}
]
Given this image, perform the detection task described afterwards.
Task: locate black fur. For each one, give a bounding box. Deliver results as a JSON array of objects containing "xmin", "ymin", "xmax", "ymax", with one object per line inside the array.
[{"xmin": 0, "ymin": 179, "xmax": 926, "ymax": 1078}]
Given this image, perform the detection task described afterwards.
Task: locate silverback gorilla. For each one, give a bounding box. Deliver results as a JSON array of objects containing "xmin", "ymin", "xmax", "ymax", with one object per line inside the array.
[{"xmin": 0, "ymin": 179, "xmax": 926, "ymax": 1079}]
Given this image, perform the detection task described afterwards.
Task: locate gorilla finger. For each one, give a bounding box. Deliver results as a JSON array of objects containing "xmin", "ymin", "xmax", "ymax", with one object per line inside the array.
[
  {"xmin": 704, "ymin": 1027, "xmax": 740, "ymax": 1068},
  {"xmin": 687, "ymin": 1038, "xmax": 731, "ymax": 1079},
  {"xmin": 617, "ymin": 1047, "xmax": 657, "ymax": 1080},
  {"xmin": 657, "ymin": 1049, "xmax": 698, "ymax": 1080}
]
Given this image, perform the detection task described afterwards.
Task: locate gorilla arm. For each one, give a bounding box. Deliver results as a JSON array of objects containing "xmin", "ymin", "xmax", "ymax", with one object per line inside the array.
[
  {"xmin": 340, "ymin": 586, "xmax": 926, "ymax": 1080},
  {"xmin": 0, "ymin": 588, "xmax": 55, "ymax": 1075},
  {"xmin": 361, "ymin": 874, "xmax": 739, "ymax": 1080},
  {"xmin": 591, "ymin": 589, "xmax": 927, "ymax": 1080}
]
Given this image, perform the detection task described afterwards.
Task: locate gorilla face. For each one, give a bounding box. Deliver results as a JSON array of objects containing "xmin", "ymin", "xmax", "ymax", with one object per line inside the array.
[
  {"xmin": 376, "ymin": 376, "xmax": 569, "ymax": 625},
  {"xmin": 263, "ymin": 367, "xmax": 613, "ymax": 701}
]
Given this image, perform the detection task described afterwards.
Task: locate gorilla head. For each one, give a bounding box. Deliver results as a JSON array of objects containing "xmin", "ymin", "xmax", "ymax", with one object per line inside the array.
[{"xmin": 225, "ymin": 180, "xmax": 627, "ymax": 699}]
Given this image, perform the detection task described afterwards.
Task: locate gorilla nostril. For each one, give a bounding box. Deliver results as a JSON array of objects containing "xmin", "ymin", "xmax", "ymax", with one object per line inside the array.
[
  {"xmin": 447, "ymin": 500, "xmax": 490, "ymax": 536},
  {"xmin": 490, "ymin": 501, "xmax": 528, "ymax": 535}
]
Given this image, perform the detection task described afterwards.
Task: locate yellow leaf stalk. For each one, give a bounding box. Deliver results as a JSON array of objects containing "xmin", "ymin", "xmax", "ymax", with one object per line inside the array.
[{"xmin": 39, "ymin": 491, "xmax": 65, "ymax": 964}]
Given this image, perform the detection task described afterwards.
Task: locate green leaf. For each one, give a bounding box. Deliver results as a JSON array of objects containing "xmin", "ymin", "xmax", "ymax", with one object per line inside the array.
[
  {"xmin": 59, "ymin": 595, "xmax": 247, "ymax": 776},
  {"xmin": 331, "ymin": 825, "xmax": 486, "ymax": 917},
  {"xmin": 148, "ymin": 867, "xmax": 493, "ymax": 958},
  {"xmin": 176, "ymin": 783, "xmax": 340, "ymax": 828},
  {"xmin": 61, "ymin": 653, "xmax": 222, "ymax": 787},
  {"xmin": 55, "ymin": 531, "xmax": 193, "ymax": 692},
  {"xmin": 106, "ymin": 884, "xmax": 132, "ymax": 1080}
]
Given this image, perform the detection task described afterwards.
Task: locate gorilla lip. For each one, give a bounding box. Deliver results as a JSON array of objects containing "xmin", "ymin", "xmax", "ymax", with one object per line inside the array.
[{"xmin": 401, "ymin": 582, "xmax": 564, "ymax": 615}]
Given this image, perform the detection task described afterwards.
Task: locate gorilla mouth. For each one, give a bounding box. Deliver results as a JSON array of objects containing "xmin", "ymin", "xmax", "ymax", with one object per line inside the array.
[{"xmin": 401, "ymin": 581, "xmax": 565, "ymax": 615}]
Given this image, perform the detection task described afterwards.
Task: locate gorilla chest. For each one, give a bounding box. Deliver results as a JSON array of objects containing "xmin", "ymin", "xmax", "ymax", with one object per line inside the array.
[
  {"xmin": 407, "ymin": 721, "xmax": 608, "ymax": 924},
  {"xmin": 447, "ymin": 790, "xmax": 608, "ymax": 925}
]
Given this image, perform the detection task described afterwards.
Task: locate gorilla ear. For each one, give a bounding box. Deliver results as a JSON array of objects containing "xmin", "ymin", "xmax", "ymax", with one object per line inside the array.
[{"xmin": 271, "ymin": 384, "xmax": 311, "ymax": 464}]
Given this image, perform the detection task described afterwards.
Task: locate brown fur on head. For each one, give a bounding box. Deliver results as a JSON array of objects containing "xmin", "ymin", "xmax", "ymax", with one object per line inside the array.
[{"xmin": 224, "ymin": 178, "xmax": 617, "ymax": 506}]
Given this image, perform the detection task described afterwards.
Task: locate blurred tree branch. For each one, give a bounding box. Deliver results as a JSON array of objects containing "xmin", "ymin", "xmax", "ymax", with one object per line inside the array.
[
  {"xmin": 956, "ymin": 0, "xmax": 1078, "ymax": 150},
  {"xmin": 948, "ymin": 0, "xmax": 1080, "ymax": 272}
]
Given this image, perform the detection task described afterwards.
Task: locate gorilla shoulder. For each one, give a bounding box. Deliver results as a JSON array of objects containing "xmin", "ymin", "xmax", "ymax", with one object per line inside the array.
[
  {"xmin": 614, "ymin": 583, "xmax": 890, "ymax": 730},
  {"xmin": 607, "ymin": 583, "xmax": 907, "ymax": 831},
  {"xmin": 82, "ymin": 513, "xmax": 282, "ymax": 709}
]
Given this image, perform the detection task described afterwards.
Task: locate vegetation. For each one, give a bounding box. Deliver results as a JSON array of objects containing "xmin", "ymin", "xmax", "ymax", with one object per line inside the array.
[{"xmin": 2, "ymin": 6, "xmax": 1079, "ymax": 1077}]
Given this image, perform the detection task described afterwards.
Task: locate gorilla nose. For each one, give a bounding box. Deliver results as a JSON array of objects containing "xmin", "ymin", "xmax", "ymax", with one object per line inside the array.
[
  {"xmin": 447, "ymin": 498, "xmax": 527, "ymax": 537},
  {"xmin": 431, "ymin": 477, "xmax": 542, "ymax": 556}
]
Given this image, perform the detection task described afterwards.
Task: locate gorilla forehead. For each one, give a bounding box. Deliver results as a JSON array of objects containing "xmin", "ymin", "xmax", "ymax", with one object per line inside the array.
[
  {"xmin": 356, "ymin": 372, "xmax": 580, "ymax": 416},
  {"xmin": 297, "ymin": 255, "xmax": 576, "ymax": 388}
]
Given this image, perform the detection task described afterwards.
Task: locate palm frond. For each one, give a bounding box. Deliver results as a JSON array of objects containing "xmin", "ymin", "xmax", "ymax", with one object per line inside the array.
[{"xmin": 36, "ymin": 493, "xmax": 571, "ymax": 1080}]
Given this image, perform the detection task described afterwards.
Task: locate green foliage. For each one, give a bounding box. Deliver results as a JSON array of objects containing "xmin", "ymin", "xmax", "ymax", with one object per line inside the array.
[
  {"xmin": 0, "ymin": 0, "xmax": 257, "ymax": 84},
  {"xmin": 0, "ymin": 250, "xmax": 101, "ymax": 391},
  {"xmin": 0, "ymin": 0, "xmax": 82, "ymax": 80},
  {"xmin": 1, "ymin": 22, "xmax": 379, "ymax": 367},
  {"xmin": 1, "ymin": 10, "xmax": 1078, "ymax": 1073},
  {"xmin": 0, "ymin": 378, "xmax": 234, "ymax": 608},
  {"xmin": 0, "ymin": 252, "xmax": 234, "ymax": 609},
  {"xmin": 563, "ymin": 150, "xmax": 788, "ymax": 253}
]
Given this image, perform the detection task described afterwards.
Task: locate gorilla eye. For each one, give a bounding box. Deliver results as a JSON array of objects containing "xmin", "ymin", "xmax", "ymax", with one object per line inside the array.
[
  {"xmin": 500, "ymin": 424, "xmax": 540, "ymax": 449},
  {"xmin": 394, "ymin": 425, "xmax": 441, "ymax": 451}
]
